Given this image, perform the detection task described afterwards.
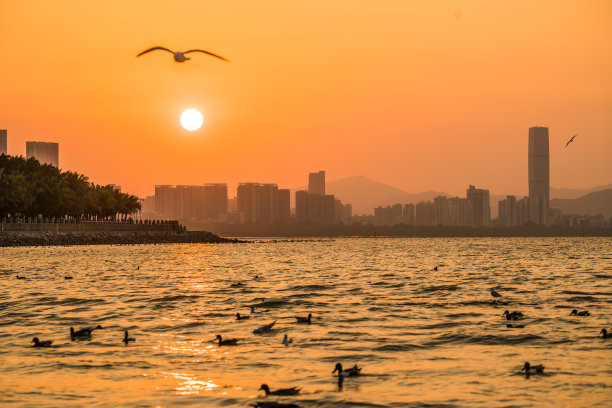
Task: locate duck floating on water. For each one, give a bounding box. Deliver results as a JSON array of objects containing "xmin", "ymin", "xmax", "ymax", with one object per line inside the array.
[
  {"xmin": 503, "ymin": 310, "xmax": 524, "ymax": 320},
  {"xmin": 231, "ymin": 282, "xmax": 243, "ymax": 287},
  {"xmin": 258, "ymin": 383, "xmax": 301, "ymax": 396},
  {"xmin": 282, "ymin": 334, "xmax": 293, "ymax": 345},
  {"xmin": 236, "ymin": 312, "xmax": 250, "ymax": 320},
  {"xmin": 332, "ymin": 362, "xmax": 362, "ymax": 377},
  {"xmin": 32, "ymin": 337, "xmax": 53, "ymax": 347},
  {"xmin": 215, "ymin": 334, "xmax": 238, "ymax": 346},
  {"xmin": 295, "ymin": 313, "xmax": 312, "ymax": 324},
  {"xmin": 521, "ymin": 362, "xmax": 545, "ymax": 374},
  {"xmin": 507, "ymin": 323, "xmax": 525, "ymax": 328},
  {"xmin": 123, "ymin": 330, "xmax": 135, "ymax": 345},
  {"xmin": 70, "ymin": 325, "xmax": 102, "ymax": 340},
  {"xmin": 601, "ymin": 328, "xmax": 610, "ymax": 338},
  {"xmin": 254, "ymin": 321, "xmax": 276, "ymax": 334},
  {"xmin": 570, "ymin": 309, "xmax": 590, "ymax": 316}
]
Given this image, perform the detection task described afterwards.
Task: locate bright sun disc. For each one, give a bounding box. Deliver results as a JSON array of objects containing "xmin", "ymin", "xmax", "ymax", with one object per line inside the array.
[{"xmin": 180, "ymin": 109, "xmax": 204, "ymax": 131}]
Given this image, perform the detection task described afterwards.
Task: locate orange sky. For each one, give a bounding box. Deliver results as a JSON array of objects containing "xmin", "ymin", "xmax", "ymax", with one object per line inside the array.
[{"xmin": 1, "ymin": 1, "xmax": 611, "ymax": 198}]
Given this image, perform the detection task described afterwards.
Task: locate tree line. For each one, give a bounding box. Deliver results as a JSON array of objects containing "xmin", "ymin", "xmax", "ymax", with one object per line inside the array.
[{"xmin": 0, "ymin": 154, "xmax": 140, "ymax": 220}]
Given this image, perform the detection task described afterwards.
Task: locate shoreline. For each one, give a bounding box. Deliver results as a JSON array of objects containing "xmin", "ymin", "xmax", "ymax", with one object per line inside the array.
[{"xmin": 0, "ymin": 231, "xmax": 242, "ymax": 247}]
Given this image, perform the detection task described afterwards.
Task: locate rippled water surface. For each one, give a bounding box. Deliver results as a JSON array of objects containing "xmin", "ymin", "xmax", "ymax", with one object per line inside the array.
[{"xmin": 1, "ymin": 238, "xmax": 611, "ymax": 407}]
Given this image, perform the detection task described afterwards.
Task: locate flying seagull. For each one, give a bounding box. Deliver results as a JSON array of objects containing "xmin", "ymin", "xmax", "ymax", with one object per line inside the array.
[
  {"xmin": 136, "ymin": 46, "xmax": 228, "ymax": 63},
  {"xmin": 565, "ymin": 134, "xmax": 577, "ymax": 148}
]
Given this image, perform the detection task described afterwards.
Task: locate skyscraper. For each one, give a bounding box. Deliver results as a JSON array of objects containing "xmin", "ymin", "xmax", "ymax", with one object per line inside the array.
[
  {"xmin": 26, "ymin": 141, "xmax": 59, "ymax": 167},
  {"xmin": 528, "ymin": 127, "xmax": 549, "ymax": 225},
  {"xmin": 308, "ymin": 171, "xmax": 325, "ymax": 195},
  {"xmin": 466, "ymin": 185, "xmax": 490, "ymax": 226},
  {"xmin": 0, "ymin": 130, "xmax": 6, "ymax": 155}
]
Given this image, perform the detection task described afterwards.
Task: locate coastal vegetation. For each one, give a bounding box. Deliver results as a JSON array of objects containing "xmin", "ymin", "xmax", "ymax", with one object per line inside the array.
[{"xmin": 0, "ymin": 155, "xmax": 140, "ymax": 219}]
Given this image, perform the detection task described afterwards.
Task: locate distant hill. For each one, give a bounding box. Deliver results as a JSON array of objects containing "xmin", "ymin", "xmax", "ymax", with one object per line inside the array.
[
  {"xmin": 324, "ymin": 176, "xmax": 446, "ymax": 215},
  {"xmin": 300, "ymin": 174, "xmax": 612, "ymax": 217},
  {"xmin": 551, "ymin": 184, "xmax": 612, "ymax": 199},
  {"xmin": 550, "ymin": 189, "xmax": 612, "ymax": 218}
]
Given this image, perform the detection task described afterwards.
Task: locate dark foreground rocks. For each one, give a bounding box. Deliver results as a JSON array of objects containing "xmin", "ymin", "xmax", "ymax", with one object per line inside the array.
[{"xmin": 0, "ymin": 231, "xmax": 242, "ymax": 247}]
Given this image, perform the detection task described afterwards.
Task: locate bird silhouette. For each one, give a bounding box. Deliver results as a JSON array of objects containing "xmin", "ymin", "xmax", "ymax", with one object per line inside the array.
[
  {"xmin": 136, "ymin": 46, "xmax": 228, "ymax": 63},
  {"xmin": 565, "ymin": 134, "xmax": 577, "ymax": 148}
]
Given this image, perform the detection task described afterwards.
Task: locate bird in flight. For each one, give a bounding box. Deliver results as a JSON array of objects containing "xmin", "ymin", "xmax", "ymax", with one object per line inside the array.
[
  {"xmin": 136, "ymin": 46, "xmax": 228, "ymax": 63},
  {"xmin": 565, "ymin": 134, "xmax": 577, "ymax": 148}
]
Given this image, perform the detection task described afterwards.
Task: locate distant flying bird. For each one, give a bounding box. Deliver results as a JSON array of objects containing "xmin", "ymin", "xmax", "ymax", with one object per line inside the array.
[
  {"xmin": 136, "ymin": 46, "xmax": 228, "ymax": 63},
  {"xmin": 565, "ymin": 134, "xmax": 577, "ymax": 148}
]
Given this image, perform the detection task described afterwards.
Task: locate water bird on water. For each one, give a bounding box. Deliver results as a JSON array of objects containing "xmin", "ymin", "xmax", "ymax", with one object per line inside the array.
[
  {"xmin": 570, "ymin": 309, "xmax": 589, "ymax": 316},
  {"xmin": 254, "ymin": 321, "xmax": 276, "ymax": 334},
  {"xmin": 236, "ymin": 312, "xmax": 250, "ymax": 320},
  {"xmin": 490, "ymin": 288, "xmax": 502, "ymax": 298},
  {"xmin": 282, "ymin": 334, "xmax": 293, "ymax": 345},
  {"xmin": 231, "ymin": 282, "xmax": 243, "ymax": 287},
  {"xmin": 258, "ymin": 384, "xmax": 301, "ymax": 396},
  {"xmin": 295, "ymin": 313, "xmax": 312, "ymax": 324},
  {"xmin": 16, "ymin": 275, "xmax": 26, "ymax": 280},
  {"xmin": 507, "ymin": 324, "xmax": 525, "ymax": 328},
  {"xmin": 32, "ymin": 337, "xmax": 53, "ymax": 347},
  {"xmin": 600, "ymin": 329, "xmax": 610, "ymax": 338},
  {"xmin": 332, "ymin": 363, "xmax": 362, "ymax": 377},
  {"xmin": 123, "ymin": 330, "xmax": 135, "ymax": 345},
  {"xmin": 64, "ymin": 276, "xmax": 73, "ymax": 280},
  {"xmin": 503, "ymin": 310, "xmax": 524, "ymax": 320},
  {"xmin": 136, "ymin": 46, "xmax": 228, "ymax": 63},
  {"xmin": 70, "ymin": 325, "xmax": 102, "ymax": 340},
  {"xmin": 215, "ymin": 334, "xmax": 238, "ymax": 346},
  {"xmin": 433, "ymin": 266, "xmax": 438, "ymax": 271},
  {"xmin": 521, "ymin": 362, "xmax": 545, "ymax": 375}
]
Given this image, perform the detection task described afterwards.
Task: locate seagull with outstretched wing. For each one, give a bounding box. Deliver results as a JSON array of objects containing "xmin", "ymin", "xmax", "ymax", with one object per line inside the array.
[
  {"xmin": 137, "ymin": 46, "xmax": 228, "ymax": 63},
  {"xmin": 565, "ymin": 134, "xmax": 577, "ymax": 148}
]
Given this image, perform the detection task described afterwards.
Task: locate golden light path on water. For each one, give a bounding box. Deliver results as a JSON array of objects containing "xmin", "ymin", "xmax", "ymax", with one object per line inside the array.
[{"xmin": 0, "ymin": 238, "xmax": 611, "ymax": 407}]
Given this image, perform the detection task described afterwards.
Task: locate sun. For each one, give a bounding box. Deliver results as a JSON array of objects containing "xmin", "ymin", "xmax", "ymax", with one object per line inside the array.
[{"xmin": 180, "ymin": 109, "xmax": 204, "ymax": 131}]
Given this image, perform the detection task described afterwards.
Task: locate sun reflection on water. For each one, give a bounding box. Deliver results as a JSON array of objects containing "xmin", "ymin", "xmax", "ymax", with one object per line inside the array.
[{"xmin": 163, "ymin": 372, "xmax": 219, "ymax": 395}]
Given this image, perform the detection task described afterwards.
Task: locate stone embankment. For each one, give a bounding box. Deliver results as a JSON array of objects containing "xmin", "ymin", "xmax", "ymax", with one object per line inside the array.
[{"xmin": 0, "ymin": 231, "xmax": 240, "ymax": 247}]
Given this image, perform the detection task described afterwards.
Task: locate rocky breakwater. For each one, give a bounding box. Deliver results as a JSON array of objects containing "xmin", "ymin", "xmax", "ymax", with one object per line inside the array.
[{"xmin": 0, "ymin": 231, "xmax": 241, "ymax": 247}]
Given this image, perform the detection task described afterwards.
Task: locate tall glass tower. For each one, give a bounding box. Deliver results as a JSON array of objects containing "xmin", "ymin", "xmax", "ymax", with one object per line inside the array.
[{"xmin": 528, "ymin": 127, "xmax": 549, "ymax": 225}]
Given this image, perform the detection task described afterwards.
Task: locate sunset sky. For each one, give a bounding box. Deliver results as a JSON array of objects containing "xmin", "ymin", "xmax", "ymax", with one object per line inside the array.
[{"xmin": 1, "ymin": 1, "xmax": 610, "ymax": 199}]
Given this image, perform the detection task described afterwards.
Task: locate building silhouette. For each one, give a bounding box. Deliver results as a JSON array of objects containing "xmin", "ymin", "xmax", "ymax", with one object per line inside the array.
[
  {"xmin": 154, "ymin": 184, "xmax": 228, "ymax": 222},
  {"xmin": 237, "ymin": 183, "xmax": 290, "ymax": 224},
  {"xmin": 528, "ymin": 126, "xmax": 549, "ymax": 225},
  {"xmin": 415, "ymin": 201, "xmax": 434, "ymax": 226},
  {"xmin": 26, "ymin": 141, "xmax": 59, "ymax": 167},
  {"xmin": 308, "ymin": 171, "xmax": 325, "ymax": 195},
  {"xmin": 497, "ymin": 195, "xmax": 518, "ymax": 227},
  {"xmin": 0, "ymin": 130, "xmax": 6, "ymax": 155},
  {"xmin": 403, "ymin": 203, "xmax": 415, "ymax": 225},
  {"xmin": 466, "ymin": 185, "xmax": 490, "ymax": 226}
]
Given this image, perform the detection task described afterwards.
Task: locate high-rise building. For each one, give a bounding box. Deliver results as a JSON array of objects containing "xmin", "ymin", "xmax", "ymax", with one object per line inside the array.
[
  {"xmin": 528, "ymin": 126, "xmax": 550, "ymax": 225},
  {"xmin": 403, "ymin": 203, "xmax": 415, "ymax": 225},
  {"xmin": 498, "ymin": 195, "xmax": 518, "ymax": 227},
  {"xmin": 237, "ymin": 183, "xmax": 289, "ymax": 224},
  {"xmin": 433, "ymin": 195, "xmax": 448, "ymax": 226},
  {"xmin": 308, "ymin": 171, "xmax": 325, "ymax": 195},
  {"xmin": 447, "ymin": 197, "xmax": 473, "ymax": 226},
  {"xmin": 204, "ymin": 184, "xmax": 228, "ymax": 221},
  {"xmin": 466, "ymin": 185, "xmax": 490, "ymax": 226},
  {"xmin": 26, "ymin": 141, "xmax": 59, "ymax": 167},
  {"xmin": 0, "ymin": 129, "xmax": 7, "ymax": 155},
  {"xmin": 415, "ymin": 201, "xmax": 434, "ymax": 226}
]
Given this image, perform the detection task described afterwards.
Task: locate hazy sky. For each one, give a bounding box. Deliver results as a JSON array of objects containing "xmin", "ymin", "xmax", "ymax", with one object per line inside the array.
[{"xmin": 1, "ymin": 1, "xmax": 610, "ymax": 198}]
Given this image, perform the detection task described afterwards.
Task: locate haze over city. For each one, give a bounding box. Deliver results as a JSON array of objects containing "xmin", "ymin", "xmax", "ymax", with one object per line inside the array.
[{"xmin": 1, "ymin": 1, "xmax": 611, "ymax": 199}]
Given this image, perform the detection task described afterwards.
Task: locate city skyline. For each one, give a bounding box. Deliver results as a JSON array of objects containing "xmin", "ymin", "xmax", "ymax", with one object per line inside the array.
[{"xmin": 1, "ymin": 2, "xmax": 611, "ymax": 198}]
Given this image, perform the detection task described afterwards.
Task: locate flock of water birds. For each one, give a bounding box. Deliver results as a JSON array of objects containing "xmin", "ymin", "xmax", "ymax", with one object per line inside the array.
[{"xmin": 23, "ymin": 267, "xmax": 610, "ymax": 408}]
